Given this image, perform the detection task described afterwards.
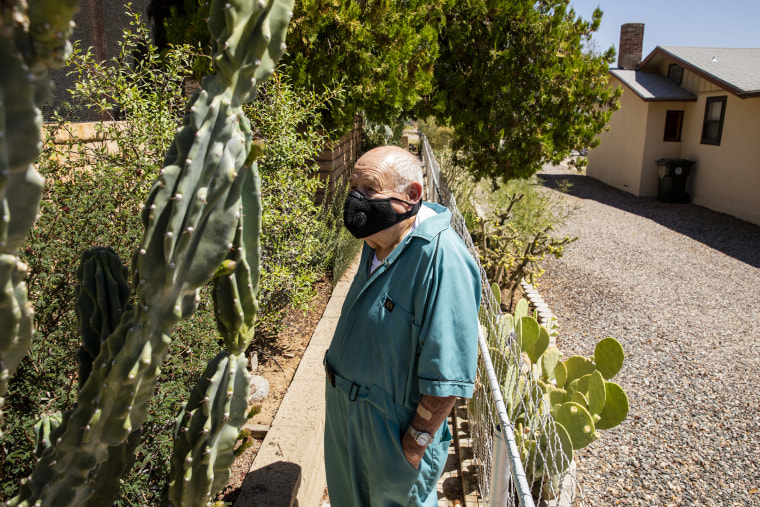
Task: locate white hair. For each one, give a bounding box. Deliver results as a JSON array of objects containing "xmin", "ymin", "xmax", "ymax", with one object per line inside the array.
[{"xmin": 387, "ymin": 147, "xmax": 424, "ymax": 194}]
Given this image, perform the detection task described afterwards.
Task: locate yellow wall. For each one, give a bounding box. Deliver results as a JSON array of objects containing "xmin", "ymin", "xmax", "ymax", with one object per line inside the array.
[
  {"xmin": 589, "ymin": 75, "xmax": 760, "ymax": 226},
  {"xmin": 680, "ymin": 93, "xmax": 760, "ymax": 225},
  {"xmin": 587, "ymin": 77, "xmax": 648, "ymax": 195},
  {"xmin": 640, "ymin": 102, "xmax": 691, "ymax": 196}
]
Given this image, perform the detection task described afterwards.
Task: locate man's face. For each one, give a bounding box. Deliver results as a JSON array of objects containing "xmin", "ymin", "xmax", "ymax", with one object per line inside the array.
[{"xmin": 349, "ymin": 159, "xmax": 410, "ymax": 215}]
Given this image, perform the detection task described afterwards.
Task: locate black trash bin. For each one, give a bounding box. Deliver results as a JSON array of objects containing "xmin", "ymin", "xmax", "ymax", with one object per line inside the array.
[{"xmin": 655, "ymin": 158, "xmax": 695, "ymax": 203}]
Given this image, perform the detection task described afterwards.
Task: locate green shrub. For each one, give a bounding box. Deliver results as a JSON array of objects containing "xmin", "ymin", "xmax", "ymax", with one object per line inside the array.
[
  {"xmin": 475, "ymin": 178, "xmax": 577, "ymax": 308},
  {"xmin": 244, "ymin": 71, "xmax": 344, "ymax": 339},
  {"xmin": 437, "ymin": 148, "xmax": 576, "ymax": 310}
]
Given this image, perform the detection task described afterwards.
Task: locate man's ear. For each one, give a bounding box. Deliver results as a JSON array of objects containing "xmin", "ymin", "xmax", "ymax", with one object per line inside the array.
[{"xmin": 406, "ymin": 181, "xmax": 423, "ymax": 203}]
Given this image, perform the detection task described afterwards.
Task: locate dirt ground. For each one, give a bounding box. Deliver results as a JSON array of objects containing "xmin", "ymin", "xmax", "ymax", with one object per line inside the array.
[{"xmin": 214, "ymin": 277, "xmax": 333, "ymax": 504}]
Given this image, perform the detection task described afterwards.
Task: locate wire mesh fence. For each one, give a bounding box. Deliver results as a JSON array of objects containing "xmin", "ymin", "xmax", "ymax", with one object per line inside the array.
[{"xmin": 420, "ymin": 135, "xmax": 586, "ymax": 507}]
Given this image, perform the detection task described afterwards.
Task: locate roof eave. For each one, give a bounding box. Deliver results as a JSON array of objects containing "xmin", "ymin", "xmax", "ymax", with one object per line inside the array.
[
  {"xmin": 642, "ymin": 96, "xmax": 698, "ymax": 102},
  {"xmin": 641, "ymin": 46, "xmax": 746, "ymax": 97},
  {"xmin": 611, "ymin": 72, "xmax": 697, "ymax": 102}
]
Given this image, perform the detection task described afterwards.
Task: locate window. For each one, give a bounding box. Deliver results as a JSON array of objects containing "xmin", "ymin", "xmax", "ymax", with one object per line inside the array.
[
  {"xmin": 663, "ymin": 110, "xmax": 684, "ymax": 142},
  {"xmin": 701, "ymin": 96, "xmax": 727, "ymax": 145},
  {"xmin": 667, "ymin": 64, "xmax": 683, "ymax": 84}
]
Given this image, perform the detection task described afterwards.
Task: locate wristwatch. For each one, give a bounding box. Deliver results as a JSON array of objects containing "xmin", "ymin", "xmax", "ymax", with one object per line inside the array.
[{"xmin": 407, "ymin": 425, "xmax": 433, "ymax": 447}]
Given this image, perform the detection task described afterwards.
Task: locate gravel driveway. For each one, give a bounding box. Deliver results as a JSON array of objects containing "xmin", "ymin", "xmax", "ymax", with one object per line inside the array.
[{"xmin": 536, "ymin": 164, "xmax": 760, "ymax": 507}]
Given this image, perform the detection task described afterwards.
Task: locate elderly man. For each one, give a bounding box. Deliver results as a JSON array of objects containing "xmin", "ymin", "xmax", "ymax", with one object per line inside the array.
[{"xmin": 324, "ymin": 145, "xmax": 481, "ymax": 506}]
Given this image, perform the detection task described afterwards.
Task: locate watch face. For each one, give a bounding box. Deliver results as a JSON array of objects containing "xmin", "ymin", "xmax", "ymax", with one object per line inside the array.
[{"xmin": 409, "ymin": 426, "xmax": 433, "ymax": 446}]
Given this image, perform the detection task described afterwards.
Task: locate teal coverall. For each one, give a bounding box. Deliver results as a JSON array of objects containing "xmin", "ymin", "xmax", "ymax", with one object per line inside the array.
[{"xmin": 324, "ymin": 203, "xmax": 482, "ymax": 506}]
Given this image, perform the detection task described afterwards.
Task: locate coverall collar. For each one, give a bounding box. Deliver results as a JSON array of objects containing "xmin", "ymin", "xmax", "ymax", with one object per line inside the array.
[{"xmin": 367, "ymin": 202, "xmax": 451, "ymax": 277}]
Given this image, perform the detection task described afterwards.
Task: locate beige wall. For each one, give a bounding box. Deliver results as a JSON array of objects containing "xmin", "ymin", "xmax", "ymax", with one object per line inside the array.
[
  {"xmin": 680, "ymin": 93, "xmax": 760, "ymax": 225},
  {"xmin": 590, "ymin": 77, "xmax": 760, "ymax": 225},
  {"xmin": 639, "ymin": 102, "xmax": 691, "ymax": 196},
  {"xmin": 587, "ymin": 77, "xmax": 649, "ymax": 195}
]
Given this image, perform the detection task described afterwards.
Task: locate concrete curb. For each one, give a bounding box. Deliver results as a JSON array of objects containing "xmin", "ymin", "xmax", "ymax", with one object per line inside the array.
[{"xmin": 234, "ymin": 259, "xmax": 359, "ymax": 507}]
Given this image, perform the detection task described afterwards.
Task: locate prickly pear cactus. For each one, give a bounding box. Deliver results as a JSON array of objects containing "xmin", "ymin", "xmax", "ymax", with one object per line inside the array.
[
  {"xmin": 0, "ymin": 0, "xmax": 82, "ymax": 440},
  {"xmin": 6, "ymin": 0, "xmax": 293, "ymax": 505},
  {"xmin": 478, "ymin": 298, "xmax": 629, "ymax": 500}
]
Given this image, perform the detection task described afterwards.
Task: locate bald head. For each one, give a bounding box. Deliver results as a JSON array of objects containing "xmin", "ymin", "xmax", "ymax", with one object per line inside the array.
[{"xmin": 354, "ymin": 146, "xmax": 424, "ymax": 194}]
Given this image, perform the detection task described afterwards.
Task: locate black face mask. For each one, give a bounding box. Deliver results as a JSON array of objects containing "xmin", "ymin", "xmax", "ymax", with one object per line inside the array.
[{"xmin": 343, "ymin": 190, "xmax": 421, "ymax": 239}]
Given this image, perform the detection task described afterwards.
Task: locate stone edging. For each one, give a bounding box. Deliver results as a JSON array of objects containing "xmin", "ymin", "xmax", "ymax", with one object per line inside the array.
[{"xmin": 520, "ymin": 280, "xmax": 559, "ymax": 344}]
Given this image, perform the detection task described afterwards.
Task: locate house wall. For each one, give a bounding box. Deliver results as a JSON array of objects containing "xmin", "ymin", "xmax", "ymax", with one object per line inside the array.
[
  {"xmin": 680, "ymin": 93, "xmax": 760, "ymax": 225},
  {"xmin": 587, "ymin": 77, "xmax": 649, "ymax": 195},
  {"xmin": 639, "ymin": 101, "xmax": 692, "ymax": 196},
  {"xmin": 592, "ymin": 76, "xmax": 760, "ymax": 225},
  {"xmin": 652, "ymin": 62, "xmax": 722, "ymax": 94}
]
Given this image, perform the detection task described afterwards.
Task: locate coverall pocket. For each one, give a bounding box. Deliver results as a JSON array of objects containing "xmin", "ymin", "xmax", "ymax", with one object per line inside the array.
[
  {"xmin": 374, "ymin": 418, "xmax": 420, "ymax": 504},
  {"xmin": 374, "ymin": 293, "xmax": 420, "ymax": 368}
]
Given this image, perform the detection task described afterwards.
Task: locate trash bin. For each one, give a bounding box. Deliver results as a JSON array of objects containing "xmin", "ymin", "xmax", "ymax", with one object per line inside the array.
[{"xmin": 655, "ymin": 158, "xmax": 695, "ymax": 203}]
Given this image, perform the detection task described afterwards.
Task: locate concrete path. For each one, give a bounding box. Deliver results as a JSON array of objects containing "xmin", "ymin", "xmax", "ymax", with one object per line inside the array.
[{"xmin": 536, "ymin": 164, "xmax": 760, "ymax": 506}]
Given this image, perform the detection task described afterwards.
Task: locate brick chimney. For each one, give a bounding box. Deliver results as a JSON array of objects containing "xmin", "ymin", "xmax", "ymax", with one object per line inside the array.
[{"xmin": 618, "ymin": 23, "xmax": 645, "ymax": 69}]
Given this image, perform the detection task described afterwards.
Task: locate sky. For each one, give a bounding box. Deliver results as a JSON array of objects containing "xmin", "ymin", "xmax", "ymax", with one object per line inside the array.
[{"xmin": 569, "ymin": 0, "xmax": 760, "ymax": 59}]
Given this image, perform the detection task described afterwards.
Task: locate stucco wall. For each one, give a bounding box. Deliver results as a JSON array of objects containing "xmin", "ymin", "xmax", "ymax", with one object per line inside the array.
[
  {"xmin": 680, "ymin": 93, "xmax": 760, "ymax": 225},
  {"xmin": 639, "ymin": 101, "xmax": 691, "ymax": 196},
  {"xmin": 587, "ymin": 77, "xmax": 649, "ymax": 195}
]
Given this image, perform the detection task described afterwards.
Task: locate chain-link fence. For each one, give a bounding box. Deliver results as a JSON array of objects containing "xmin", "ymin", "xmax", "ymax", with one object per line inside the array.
[{"xmin": 420, "ymin": 135, "xmax": 586, "ymax": 507}]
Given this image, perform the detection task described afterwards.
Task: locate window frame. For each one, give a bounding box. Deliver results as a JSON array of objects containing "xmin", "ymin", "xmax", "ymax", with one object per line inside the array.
[
  {"xmin": 700, "ymin": 96, "xmax": 727, "ymax": 146},
  {"xmin": 663, "ymin": 110, "xmax": 684, "ymax": 142}
]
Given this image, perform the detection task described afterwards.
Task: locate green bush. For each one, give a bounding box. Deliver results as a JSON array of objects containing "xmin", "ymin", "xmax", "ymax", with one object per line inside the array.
[
  {"xmin": 1, "ymin": 12, "xmax": 346, "ymax": 505},
  {"xmin": 437, "ymin": 148, "xmax": 576, "ymax": 310},
  {"xmin": 475, "ymin": 178, "xmax": 577, "ymax": 308},
  {"xmin": 244, "ymin": 71, "xmax": 344, "ymax": 339}
]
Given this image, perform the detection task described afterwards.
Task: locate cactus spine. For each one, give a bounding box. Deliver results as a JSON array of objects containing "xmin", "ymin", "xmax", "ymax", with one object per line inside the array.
[
  {"xmin": 5, "ymin": 0, "xmax": 293, "ymax": 505},
  {"xmin": 0, "ymin": 0, "xmax": 82, "ymax": 440}
]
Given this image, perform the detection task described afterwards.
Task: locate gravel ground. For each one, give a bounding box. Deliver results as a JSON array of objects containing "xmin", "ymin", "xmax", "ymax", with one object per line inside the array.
[{"xmin": 535, "ymin": 164, "xmax": 760, "ymax": 507}]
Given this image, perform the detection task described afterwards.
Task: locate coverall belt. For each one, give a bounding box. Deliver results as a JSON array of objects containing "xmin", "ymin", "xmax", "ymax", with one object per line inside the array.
[{"xmin": 325, "ymin": 361, "xmax": 368, "ymax": 401}]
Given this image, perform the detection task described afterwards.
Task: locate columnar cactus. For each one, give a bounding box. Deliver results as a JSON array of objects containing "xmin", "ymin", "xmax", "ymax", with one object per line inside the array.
[
  {"xmin": 75, "ymin": 247, "xmax": 132, "ymax": 385},
  {"xmin": 165, "ymin": 164, "xmax": 263, "ymax": 505},
  {"xmin": 0, "ymin": 0, "xmax": 82, "ymax": 440},
  {"xmin": 4, "ymin": 0, "xmax": 294, "ymax": 505}
]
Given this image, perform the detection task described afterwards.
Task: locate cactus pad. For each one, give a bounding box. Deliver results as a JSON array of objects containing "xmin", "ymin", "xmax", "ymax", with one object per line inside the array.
[
  {"xmin": 563, "ymin": 355, "xmax": 595, "ymax": 385},
  {"xmin": 541, "ymin": 346, "xmax": 561, "ymax": 381},
  {"xmin": 526, "ymin": 324, "xmax": 550, "ymax": 364},
  {"xmin": 595, "ymin": 381, "xmax": 629, "ymax": 430},
  {"xmin": 594, "ymin": 337, "xmax": 625, "ymax": 380},
  {"xmin": 516, "ymin": 316, "xmax": 540, "ymax": 354},
  {"xmin": 551, "ymin": 402, "xmax": 598, "ymax": 449}
]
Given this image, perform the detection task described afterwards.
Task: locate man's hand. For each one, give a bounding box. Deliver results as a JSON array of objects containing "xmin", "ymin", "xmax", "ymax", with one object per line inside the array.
[
  {"xmin": 402, "ymin": 429, "xmax": 426, "ymax": 469},
  {"xmin": 401, "ymin": 395, "xmax": 457, "ymax": 469}
]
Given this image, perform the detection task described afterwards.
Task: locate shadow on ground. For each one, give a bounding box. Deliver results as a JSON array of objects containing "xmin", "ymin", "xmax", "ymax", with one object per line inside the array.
[{"xmin": 538, "ymin": 171, "xmax": 760, "ymax": 269}]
